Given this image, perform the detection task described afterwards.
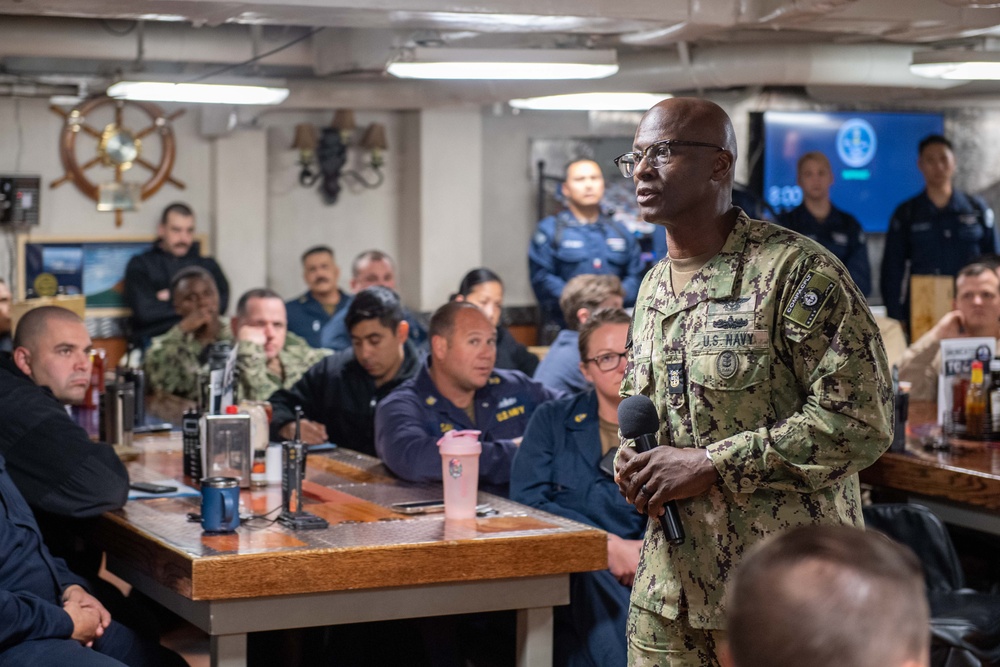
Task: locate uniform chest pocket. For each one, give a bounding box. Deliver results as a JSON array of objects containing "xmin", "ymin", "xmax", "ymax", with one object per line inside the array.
[
  {"xmin": 957, "ymin": 221, "xmax": 984, "ymax": 242},
  {"xmin": 554, "ymin": 238, "xmax": 589, "ymax": 264},
  {"xmin": 688, "ymin": 348, "xmax": 774, "ymax": 446}
]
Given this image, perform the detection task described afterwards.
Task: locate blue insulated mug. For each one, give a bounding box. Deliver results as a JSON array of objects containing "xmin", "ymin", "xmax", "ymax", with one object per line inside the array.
[{"xmin": 200, "ymin": 477, "xmax": 240, "ymax": 533}]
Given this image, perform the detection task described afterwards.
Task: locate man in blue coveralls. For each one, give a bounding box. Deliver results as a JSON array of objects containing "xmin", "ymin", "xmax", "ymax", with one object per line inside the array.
[
  {"xmin": 881, "ymin": 134, "xmax": 999, "ymax": 324},
  {"xmin": 778, "ymin": 152, "xmax": 871, "ymax": 296},
  {"xmin": 529, "ymin": 158, "xmax": 644, "ymax": 329},
  {"xmin": 374, "ymin": 301, "xmax": 561, "ymax": 495},
  {"xmin": 285, "ymin": 245, "xmax": 350, "ymax": 348}
]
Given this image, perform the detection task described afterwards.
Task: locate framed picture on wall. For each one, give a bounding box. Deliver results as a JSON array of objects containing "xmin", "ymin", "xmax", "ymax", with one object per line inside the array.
[{"xmin": 16, "ymin": 235, "xmax": 210, "ymax": 316}]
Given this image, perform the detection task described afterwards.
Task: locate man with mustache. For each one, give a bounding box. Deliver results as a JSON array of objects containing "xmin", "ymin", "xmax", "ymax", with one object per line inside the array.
[
  {"xmin": 286, "ymin": 245, "xmax": 350, "ymax": 348},
  {"xmin": 124, "ymin": 202, "xmax": 230, "ymax": 346},
  {"xmin": 613, "ymin": 98, "xmax": 892, "ymax": 666}
]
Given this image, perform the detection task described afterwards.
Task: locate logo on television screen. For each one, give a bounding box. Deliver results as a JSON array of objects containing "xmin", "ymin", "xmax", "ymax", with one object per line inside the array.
[{"xmin": 836, "ymin": 119, "xmax": 877, "ymax": 168}]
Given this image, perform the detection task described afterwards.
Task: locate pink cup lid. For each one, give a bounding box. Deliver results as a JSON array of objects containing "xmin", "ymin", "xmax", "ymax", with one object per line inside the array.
[{"xmin": 438, "ymin": 429, "xmax": 482, "ymax": 456}]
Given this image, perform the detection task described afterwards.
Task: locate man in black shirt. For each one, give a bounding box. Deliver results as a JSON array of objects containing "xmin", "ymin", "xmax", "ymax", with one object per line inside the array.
[
  {"xmin": 124, "ymin": 202, "xmax": 230, "ymax": 345},
  {"xmin": 269, "ymin": 286, "xmax": 420, "ymax": 457}
]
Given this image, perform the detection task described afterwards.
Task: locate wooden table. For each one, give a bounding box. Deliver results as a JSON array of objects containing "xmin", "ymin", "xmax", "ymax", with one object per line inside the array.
[
  {"xmin": 97, "ymin": 434, "xmax": 607, "ymax": 667},
  {"xmin": 860, "ymin": 400, "xmax": 1000, "ymax": 534}
]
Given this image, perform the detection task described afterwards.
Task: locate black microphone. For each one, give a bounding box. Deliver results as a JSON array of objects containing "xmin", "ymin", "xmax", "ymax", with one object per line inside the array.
[{"xmin": 618, "ymin": 394, "xmax": 685, "ymax": 545}]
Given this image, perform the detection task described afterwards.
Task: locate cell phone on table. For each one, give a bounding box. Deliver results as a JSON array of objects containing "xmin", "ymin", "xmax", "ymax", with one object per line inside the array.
[
  {"xmin": 390, "ymin": 500, "xmax": 490, "ymax": 515},
  {"xmin": 129, "ymin": 482, "xmax": 178, "ymax": 494}
]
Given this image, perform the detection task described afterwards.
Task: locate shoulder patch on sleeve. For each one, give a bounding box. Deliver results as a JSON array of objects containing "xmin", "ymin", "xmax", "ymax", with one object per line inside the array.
[{"xmin": 783, "ymin": 270, "xmax": 836, "ymax": 329}]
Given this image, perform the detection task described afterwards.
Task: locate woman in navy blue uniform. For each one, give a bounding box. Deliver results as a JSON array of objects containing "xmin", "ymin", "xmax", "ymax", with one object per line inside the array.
[
  {"xmin": 777, "ymin": 152, "xmax": 871, "ymax": 297},
  {"xmin": 511, "ymin": 308, "xmax": 644, "ymax": 667}
]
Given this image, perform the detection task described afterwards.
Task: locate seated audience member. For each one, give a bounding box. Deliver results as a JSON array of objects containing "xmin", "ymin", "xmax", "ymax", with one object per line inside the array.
[
  {"xmin": 722, "ymin": 524, "xmax": 929, "ymax": 667},
  {"xmin": 286, "ymin": 245, "xmax": 349, "ymax": 348},
  {"xmin": 232, "ymin": 288, "xmax": 330, "ymax": 402},
  {"xmin": 0, "ymin": 450, "xmax": 185, "ymax": 667},
  {"xmin": 511, "ymin": 308, "xmax": 643, "ymax": 667},
  {"xmin": 319, "ymin": 250, "xmax": 428, "ymax": 351},
  {"xmin": 0, "ymin": 279, "xmax": 11, "ymax": 352},
  {"xmin": 144, "ymin": 266, "xmax": 232, "ymax": 402},
  {"xmin": 533, "ymin": 274, "xmax": 625, "ymax": 394},
  {"xmin": 898, "ymin": 262, "xmax": 1000, "ymax": 401},
  {"xmin": 777, "ymin": 152, "xmax": 871, "ymax": 296},
  {"xmin": 454, "ymin": 268, "xmax": 539, "ymax": 377},
  {"xmin": 0, "ymin": 306, "xmax": 128, "ymax": 560},
  {"xmin": 269, "ymin": 286, "xmax": 421, "ymax": 457},
  {"xmin": 124, "ymin": 202, "xmax": 230, "ymax": 346},
  {"xmin": 0, "ymin": 307, "xmax": 162, "ymax": 642},
  {"xmin": 375, "ymin": 301, "xmax": 561, "ymax": 493}
]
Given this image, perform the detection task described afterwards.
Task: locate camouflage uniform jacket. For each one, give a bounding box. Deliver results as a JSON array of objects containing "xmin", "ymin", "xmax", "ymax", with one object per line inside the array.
[
  {"xmin": 236, "ymin": 331, "xmax": 330, "ymax": 402},
  {"xmin": 620, "ymin": 211, "xmax": 892, "ymax": 629},
  {"xmin": 144, "ymin": 320, "xmax": 234, "ymax": 401}
]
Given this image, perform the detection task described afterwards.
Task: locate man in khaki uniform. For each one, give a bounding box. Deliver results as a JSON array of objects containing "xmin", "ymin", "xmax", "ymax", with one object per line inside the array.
[{"xmin": 613, "ymin": 98, "xmax": 893, "ymax": 666}]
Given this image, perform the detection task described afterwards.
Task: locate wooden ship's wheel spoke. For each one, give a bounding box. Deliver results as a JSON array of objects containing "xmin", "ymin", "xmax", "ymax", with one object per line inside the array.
[{"xmin": 49, "ymin": 96, "xmax": 185, "ymax": 226}]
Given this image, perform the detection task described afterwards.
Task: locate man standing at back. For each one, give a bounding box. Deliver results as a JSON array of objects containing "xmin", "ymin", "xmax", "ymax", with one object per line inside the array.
[
  {"xmin": 881, "ymin": 135, "xmax": 999, "ymax": 323},
  {"xmin": 529, "ymin": 159, "xmax": 643, "ymax": 330},
  {"xmin": 124, "ymin": 202, "xmax": 230, "ymax": 346},
  {"xmin": 286, "ymin": 245, "xmax": 349, "ymax": 348},
  {"xmin": 613, "ymin": 98, "xmax": 892, "ymax": 666}
]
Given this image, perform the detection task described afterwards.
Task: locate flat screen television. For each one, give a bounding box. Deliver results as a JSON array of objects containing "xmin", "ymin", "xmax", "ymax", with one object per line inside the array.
[{"xmin": 750, "ymin": 110, "xmax": 945, "ymax": 233}]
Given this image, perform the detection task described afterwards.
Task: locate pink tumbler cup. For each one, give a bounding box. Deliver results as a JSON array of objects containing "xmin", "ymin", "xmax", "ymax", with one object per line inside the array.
[{"xmin": 437, "ymin": 429, "xmax": 482, "ymax": 519}]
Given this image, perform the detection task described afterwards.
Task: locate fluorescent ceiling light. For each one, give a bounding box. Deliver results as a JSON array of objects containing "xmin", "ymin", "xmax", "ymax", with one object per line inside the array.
[
  {"xmin": 509, "ymin": 92, "xmax": 670, "ymax": 111},
  {"xmin": 107, "ymin": 81, "xmax": 289, "ymax": 105},
  {"xmin": 387, "ymin": 47, "xmax": 618, "ymax": 80},
  {"xmin": 911, "ymin": 50, "xmax": 1000, "ymax": 79}
]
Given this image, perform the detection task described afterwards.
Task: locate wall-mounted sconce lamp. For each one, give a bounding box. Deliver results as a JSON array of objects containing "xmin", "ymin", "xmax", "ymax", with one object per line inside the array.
[
  {"xmin": 291, "ymin": 123, "xmax": 320, "ymax": 186},
  {"xmin": 293, "ymin": 110, "xmax": 388, "ymax": 205}
]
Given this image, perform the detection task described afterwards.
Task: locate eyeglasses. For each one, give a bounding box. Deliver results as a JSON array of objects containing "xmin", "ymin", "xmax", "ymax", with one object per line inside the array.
[
  {"xmin": 584, "ymin": 351, "xmax": 628, "ymax": 372},
  {"xmin": 613, "ymin": 139, "xmax": 726, "ymax": 178}
]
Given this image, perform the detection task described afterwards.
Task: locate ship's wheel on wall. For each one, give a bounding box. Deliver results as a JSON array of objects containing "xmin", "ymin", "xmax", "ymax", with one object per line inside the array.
[{"xmin": 50, "ymin": 95, "xmax": 186, "ymax": 226}]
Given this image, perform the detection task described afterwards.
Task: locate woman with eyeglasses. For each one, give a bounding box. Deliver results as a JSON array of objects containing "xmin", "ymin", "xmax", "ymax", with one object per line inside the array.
[
  {"xmin": 453, "ymin": 267, "xmax": 539, "ymax": 377},
  {"xmin": 510, "ymin": 307, "xmax": 645, "ymax": 667}
]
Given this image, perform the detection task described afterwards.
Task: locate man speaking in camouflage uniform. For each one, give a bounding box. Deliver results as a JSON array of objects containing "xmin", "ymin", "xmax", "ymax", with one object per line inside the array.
[{"xmin": 613, "ymin": 98, "xmax": 893, "ymax": 666}]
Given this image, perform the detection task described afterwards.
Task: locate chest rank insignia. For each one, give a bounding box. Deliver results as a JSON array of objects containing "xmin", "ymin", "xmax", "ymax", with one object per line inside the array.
[
  {"xmin": 717, "ymin": 350, "xmax": 739, "ymax": 379},
  {"xmin": 783, "ymin": 270, "xmax": 836, "ymax": 329},
  {"xmin": 666, "ymin": 362, "xmax": 685, "ymax": 394}
]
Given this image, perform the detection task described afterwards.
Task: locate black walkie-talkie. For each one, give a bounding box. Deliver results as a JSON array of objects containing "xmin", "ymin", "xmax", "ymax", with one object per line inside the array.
[{"xmin": 278, "ymin": 406, "xmax": 328, "ymax": 530}]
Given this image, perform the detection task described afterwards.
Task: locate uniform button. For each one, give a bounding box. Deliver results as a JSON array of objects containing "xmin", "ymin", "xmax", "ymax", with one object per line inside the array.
[
  {"xmin": 944, "ymin": 230, "xmax": 952, "ymax": 239},
  {"xmin": 482, "ymin": 402, "xmax": 489, "ymax": 408},
  {"xmin": 740, "ymin": 479, "xmax": 752, "ymax": 489}
]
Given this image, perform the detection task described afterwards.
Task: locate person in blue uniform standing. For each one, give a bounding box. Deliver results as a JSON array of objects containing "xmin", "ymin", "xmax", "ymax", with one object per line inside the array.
[
  {"xmin": 512, "ymin": 308, "xmax": 644, "ymax": 667},
  {"xmin": 778, "ymin": 152, "xmax": 871, "ymax": 296},
  {"xmin": 286, "ymin": 245, "xmax": 350, "ymax": 348},
  {"xmin": 881, "ymin": 134, "xmax": 999, "ymax": 323},
  {"xmin": 529, "ymin": 159, "xmax": 644, "ymax": 329},
  {"xmin": 374, "ymin": 301, "xmax": 561, "ymax": 495}
]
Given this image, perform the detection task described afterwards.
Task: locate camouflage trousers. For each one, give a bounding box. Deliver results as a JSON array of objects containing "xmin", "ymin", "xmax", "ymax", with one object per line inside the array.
[{"xmin": 626, "ymin": 601, "xmax": 725, "ymax": 667}]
